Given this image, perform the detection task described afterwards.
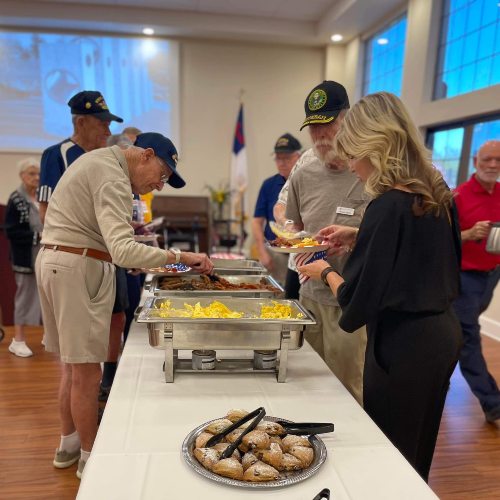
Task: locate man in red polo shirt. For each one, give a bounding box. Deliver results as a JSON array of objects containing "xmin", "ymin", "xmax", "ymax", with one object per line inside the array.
[{"xmin": 453, "ymin": 139, "xmax": 500, "ymax": 426}]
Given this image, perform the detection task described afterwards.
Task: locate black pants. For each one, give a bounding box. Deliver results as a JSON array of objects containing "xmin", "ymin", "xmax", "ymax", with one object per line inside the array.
[
  {"xmin": 364, "ymin": 309, "xmax": 462, "ymax": 481},
  {"xmin": 284, "ymin": 269, "xmax": 300, "ymax": 299}
]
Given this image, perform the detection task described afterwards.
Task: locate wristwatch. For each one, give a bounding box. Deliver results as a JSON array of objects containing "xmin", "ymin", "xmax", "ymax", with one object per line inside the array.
[
  {"xmin": 170, "ymin": 247, "xmax": 181, "ymax": 264},
  {"xmin": 320, "ymin": 266, "xmax": 335, "ymax": 287}
]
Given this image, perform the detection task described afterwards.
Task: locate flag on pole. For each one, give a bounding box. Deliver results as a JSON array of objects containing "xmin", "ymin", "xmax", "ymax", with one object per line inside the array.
[{"xmin": 230, "ymin": 104, "xmax": 248, "ymax": 221}]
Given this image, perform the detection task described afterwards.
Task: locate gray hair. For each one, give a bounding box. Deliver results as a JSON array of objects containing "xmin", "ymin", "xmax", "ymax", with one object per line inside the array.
[
  {"xmin": 18, "ymin": 157, "xmax": 40, "ymax": 174},
  {"xmin": 107, "ymin": 133, "xmax": 133, "ymax": 148}
]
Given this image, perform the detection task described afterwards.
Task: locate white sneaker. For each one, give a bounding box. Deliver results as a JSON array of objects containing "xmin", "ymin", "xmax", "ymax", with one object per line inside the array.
[{"xmin": 8, "ymin": 340, "xmax": 33, "ymax": 357}]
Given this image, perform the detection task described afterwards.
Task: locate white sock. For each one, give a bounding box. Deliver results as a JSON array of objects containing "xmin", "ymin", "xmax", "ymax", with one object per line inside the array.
[
  {"xmin": 80, "ymin": 449, "xmax": 91, "ymax": 463},
  {"xmin": 11, "ymin": 339, "xmax": 26, "ymax": 345},
  {"xmin": 59, "ymin": 430, "xmax": 80, "ymax": 453}
]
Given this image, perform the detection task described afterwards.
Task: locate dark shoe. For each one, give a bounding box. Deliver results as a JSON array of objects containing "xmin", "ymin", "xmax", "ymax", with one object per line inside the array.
[
  {"xmin": 98, "ymin": 385, "xmax": 111, "ymax": 402},
  {"xmin": 484, "ymin": 406, "xmax": 500, "ymax": 427}
]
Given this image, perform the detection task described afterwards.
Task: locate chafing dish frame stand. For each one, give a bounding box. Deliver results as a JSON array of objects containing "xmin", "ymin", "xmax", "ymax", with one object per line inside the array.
[{"xmin": 161, "ymin": 323, "xmax": 292, "ymax": 383}]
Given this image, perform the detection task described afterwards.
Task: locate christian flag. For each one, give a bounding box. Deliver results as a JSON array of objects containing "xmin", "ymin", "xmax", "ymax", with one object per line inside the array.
[{"xmin": 230, "ymin": 104, "xmax": 248, "ymax": 220}]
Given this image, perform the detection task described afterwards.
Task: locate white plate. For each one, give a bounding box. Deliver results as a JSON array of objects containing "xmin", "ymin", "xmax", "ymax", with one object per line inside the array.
[
  {"xmin": 268, "ymin": 244, "xmax": 329, "ymax": 254},
  {"xmin": 141, "ymin": 263, "xmax": 191, "ymax": 274}
]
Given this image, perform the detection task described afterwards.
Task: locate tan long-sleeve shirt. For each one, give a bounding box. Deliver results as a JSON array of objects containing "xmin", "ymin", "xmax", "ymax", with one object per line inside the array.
[{"xmin": 41, "ymin": 145, "xmax": 167, "ymax": 269}]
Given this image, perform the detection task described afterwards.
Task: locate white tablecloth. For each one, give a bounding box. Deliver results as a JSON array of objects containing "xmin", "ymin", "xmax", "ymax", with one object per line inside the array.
[{"xmin": 77, "ymin": 314, "xmax": 438, "ymax": 499}]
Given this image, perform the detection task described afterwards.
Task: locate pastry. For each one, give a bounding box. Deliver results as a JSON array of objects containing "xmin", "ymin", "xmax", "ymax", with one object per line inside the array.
[
  {"xmin": 280, "ymin": 453, "xmax": 303, "ymax": 472},
  {"xmin": 193, "ymin": 447, "xmax": 220, "ymax": 470},
  {"xmin": 226, "ymin": 428, "xmax": 244, "ymax": 443},
  {"xmin": 226, "ymin": 409, "xmax": 249, "ymax": 423},
  {"xmin": 212, "ymin": 458, "xmax": 244, "ymax": 480},
  {"xmin": 243, "ymin": 461, "xmax": 280, "ymax": 482},
  {"xmin": 242, "ymin": 430, "xmax": 270, "ymax": 450},
  {"xmin": 269, "ymin": 435, "xmax": 284, "ymax": 450},
  {"xmin": 204, "ymin": 418, "xmax": 233, "ymax": 434},
  {"xmin": 241, "ymin": 451, "xmax": 259, "ymax": 471},
  {"xmin": 256, "ymin": 421, "xmax": 285, "ymax": 436},
  {"xmin": 213, "ymin": 442, "xmax": 241, "ymax": 460},
  {"xmin": 254, "ymin": 442, "xmax": 283, "ymax": 470},
  {"xmin": 289, "ymin": 445, "xmax": 314, "ymax": 468},
  {"xmin": 195, "ymin": 431, "xmax": 214, "ymax": 448},
  {"xmin": 281, "ymin": 434, "xmax": 311, "ymax": 452}
]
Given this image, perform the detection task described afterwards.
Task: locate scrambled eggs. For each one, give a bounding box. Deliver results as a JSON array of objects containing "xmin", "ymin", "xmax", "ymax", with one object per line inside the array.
[
  {"xmin": 152, "ymin": 300, "xmax": 305, "ymax": 320},
  {"xmin": 155, "ymin": 300, "xmax": 244, "ymax": 318},
  {"xmin": 291, "ymin": 237, "xmax": 321, "ymax": 248},
  {"xmin": 260, "ymin": 301, "xmax": 305, "ymax": 319}
]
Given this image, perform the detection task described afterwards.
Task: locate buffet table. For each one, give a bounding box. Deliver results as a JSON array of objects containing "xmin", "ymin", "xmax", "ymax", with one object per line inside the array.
[{"xmin": 77, "ymin": 306, "xmax": 438, "ymax": 499}]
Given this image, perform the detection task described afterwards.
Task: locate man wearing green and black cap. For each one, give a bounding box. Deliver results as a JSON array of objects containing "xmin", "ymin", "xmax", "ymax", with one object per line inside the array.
[
  {"xmin": 274, "ymin": 81, "xmax": 368, "ymax": 405},
  {"xmin": 252, "ymin": 133, "xmax": 302, "ymax": 285}
]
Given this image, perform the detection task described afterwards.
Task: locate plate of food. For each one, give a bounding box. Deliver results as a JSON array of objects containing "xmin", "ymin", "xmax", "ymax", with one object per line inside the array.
[
  {"xmin": 268, "ymin": 237, "xmax": 328, "ymax": 254},
  {"xmin": 142, "ymin": 263, "xmax": 191, "ymax": 274},
  {"xmin": 182, "ymin": 408, "xmax": 328, "ymax": 489}
]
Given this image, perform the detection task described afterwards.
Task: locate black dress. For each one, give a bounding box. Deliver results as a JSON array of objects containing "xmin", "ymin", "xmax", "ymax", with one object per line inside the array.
[{"xmin": 337, "ymin": 190, "xmax": 463, "ymax": 481}]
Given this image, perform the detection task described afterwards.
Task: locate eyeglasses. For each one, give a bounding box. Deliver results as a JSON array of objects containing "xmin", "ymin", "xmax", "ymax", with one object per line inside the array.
[{"xmin": 156, "ymin": 157, "xmax": 171, "ymax": 184}]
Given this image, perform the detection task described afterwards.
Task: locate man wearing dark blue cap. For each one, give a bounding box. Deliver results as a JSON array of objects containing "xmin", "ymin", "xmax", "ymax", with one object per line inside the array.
[
  {"xmin": 38, "ymin": 90, "xmax": 123, "ymax": 223},
  {"xmin": 252, "ymin": 133, "xmax": 302, "ymax": 285},
  {"xmin": 36, "ymin": 133, "xmax": 213, "ymax": 479}
]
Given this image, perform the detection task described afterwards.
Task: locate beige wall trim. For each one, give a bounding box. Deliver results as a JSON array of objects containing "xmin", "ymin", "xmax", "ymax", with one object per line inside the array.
[{"xmin": 480, "ymin": 316, "xmax": 500, "ymax": 342}]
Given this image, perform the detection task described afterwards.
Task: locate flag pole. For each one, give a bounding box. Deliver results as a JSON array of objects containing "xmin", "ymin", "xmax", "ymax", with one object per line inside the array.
[{"xmin": 238, "ymin": 88, "xmax": 246, "ymax": 254}]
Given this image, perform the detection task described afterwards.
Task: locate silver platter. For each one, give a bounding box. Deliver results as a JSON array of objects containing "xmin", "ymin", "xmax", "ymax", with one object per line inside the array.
[{"xmin": 182, "ymin": 415, "xmax": 327, "ymax": 489}]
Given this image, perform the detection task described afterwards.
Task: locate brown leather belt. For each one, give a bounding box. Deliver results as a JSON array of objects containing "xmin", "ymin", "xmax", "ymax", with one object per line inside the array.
[{"xmin": 43, "ymin": 245, "xmax": 113, "ymax": 263}]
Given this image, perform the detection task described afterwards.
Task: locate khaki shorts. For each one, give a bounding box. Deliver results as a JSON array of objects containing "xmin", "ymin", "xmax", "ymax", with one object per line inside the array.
[{"xmin": 36, "ymin": 247, "xmax": 115, "ymax": 363}]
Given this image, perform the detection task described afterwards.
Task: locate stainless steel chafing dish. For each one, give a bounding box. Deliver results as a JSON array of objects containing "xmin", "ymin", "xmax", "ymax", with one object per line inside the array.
[
  {"xmin": 149, "ymin": 274, "xmax": 284, "ymax": 298},
  {"xmin": 183, "ymin": 259, "xmax": 268, "ymax": 275},
  {"xmin": 137, "ymin": 297, "xmax": 316, "ymax": 383}
]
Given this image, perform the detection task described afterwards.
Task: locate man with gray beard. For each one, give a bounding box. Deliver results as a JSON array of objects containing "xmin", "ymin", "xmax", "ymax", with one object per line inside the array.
[{"xmin": 278, "ymin": 81, "xmax": 368, "ymax": 404}]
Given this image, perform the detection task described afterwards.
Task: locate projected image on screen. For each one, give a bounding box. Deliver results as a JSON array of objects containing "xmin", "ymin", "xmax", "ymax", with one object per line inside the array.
[{"xmin": 0, "ymin": 32, "xmax": 179, "ymax": 150}]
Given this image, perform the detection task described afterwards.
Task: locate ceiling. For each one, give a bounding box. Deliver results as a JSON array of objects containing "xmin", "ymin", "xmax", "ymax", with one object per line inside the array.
[{"xmin": 0, "ymin": 0, "xmax": 406, "ymax": 45}]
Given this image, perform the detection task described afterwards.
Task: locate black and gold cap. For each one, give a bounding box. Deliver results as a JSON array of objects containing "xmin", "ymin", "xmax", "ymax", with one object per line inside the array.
[
  {"xmin": 300, "ymin": 80, "xmax": 349, "ymax": 131},
  {"xmin": 68, "ymin": 90, "xmax": 123, "ymax": 123},
  {"xmin": 274, "ymin": 133, "xmax": 302, "ymax": 153}
]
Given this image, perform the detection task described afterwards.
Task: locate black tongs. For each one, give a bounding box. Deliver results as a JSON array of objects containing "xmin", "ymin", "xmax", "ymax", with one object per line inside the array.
[
  {"xmin": 205, "ymin": 406, "xmax": 266, "ymax": 459},
  {"xmin": 312, "ymin": 488, "xmax": 330, "ymax": 500},
  {"xmin": 275, "ymin": 420, "xmax": 334, "ymax": 436}
]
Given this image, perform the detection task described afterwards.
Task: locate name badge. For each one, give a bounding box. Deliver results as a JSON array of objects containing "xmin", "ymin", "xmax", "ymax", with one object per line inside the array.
[{"xmin": 336, "ymin": 206, "xmax": 355, "ymax": 216}]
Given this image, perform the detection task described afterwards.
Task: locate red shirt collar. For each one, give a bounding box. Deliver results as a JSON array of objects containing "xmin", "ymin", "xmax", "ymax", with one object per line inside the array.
[{"xmin": 469, "ymin": 174, "xmax": 499, "ymax": 195}]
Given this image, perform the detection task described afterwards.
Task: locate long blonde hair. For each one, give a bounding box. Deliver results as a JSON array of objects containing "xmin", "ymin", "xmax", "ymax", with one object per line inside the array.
[{"xmin": 333, "ymin": 92, "xmax": 452, "ymax": 216}]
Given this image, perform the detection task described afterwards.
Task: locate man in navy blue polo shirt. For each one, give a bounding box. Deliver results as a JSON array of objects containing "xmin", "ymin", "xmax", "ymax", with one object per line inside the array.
[
  {"xmin": 252, "ymin": 133, "xmax": 301, "ymax": 285},
  {"xmin": 38, "ymin": 90, "xmax": 123, "ymax": 222}
]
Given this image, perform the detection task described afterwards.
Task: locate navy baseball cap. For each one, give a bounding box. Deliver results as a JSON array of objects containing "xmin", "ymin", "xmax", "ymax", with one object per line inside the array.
[
  {"xmin": 134, "ymin": 132, "xmax": 186, "ymax": 189},
  {"xmin": 68, "ymin": 90, "xmax": 123, "ymax": 123},
  {"xmin": 300, "ymin": 81, "xmax": 349, "ymax": 130},
  {"xmin": 274, "ymin": 133, "xmax": 302, "ymax": 153}
]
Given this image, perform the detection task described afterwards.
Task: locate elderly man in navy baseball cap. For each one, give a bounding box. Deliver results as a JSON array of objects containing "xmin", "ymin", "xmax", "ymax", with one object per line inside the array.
[{"xmin": 134, "ymin": 132, "xmax": 186, "ymax": 189}]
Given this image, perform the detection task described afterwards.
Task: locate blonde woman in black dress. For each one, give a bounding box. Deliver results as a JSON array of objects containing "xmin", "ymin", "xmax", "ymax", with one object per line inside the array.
[{"xmin": 298, "ymin": 92, "xmax": 462, "ymax": 481}]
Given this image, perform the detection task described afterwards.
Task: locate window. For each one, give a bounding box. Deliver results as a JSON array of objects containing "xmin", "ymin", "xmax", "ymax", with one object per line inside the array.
[
  {"xmin": 427, "ymin": 115, "xmax": 500, "ymax": 188},
  {"xmin": 434, "ymin": 0, "xmax": 500, "ymax": 99},
  {"xmin": 363, "ymin": 14, "xmax": 407, "ymax": 96},
  {"xmin": 0, "ymin": 31, "xmax": 180, "ymax": 151},
  {"xmin": 427, "ymin": 127, "xmax": 465, "ymax": 188}
]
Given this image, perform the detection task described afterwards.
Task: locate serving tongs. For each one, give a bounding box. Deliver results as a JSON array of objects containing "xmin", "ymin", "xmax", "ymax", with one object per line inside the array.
[
  {"xmin": 312, "ymin": 488, "xmax": 331, "ymax": 500},
  {"xmin": 205, "ymin": 406, "xmax": 266, "ymax": 459},
  {"xmin": 269, "ymin": 221, "xmax": 311, "ymax": 243},
  {"xmin": 275, "ymin": 420, "xmax": 334, "ymax": 436}
]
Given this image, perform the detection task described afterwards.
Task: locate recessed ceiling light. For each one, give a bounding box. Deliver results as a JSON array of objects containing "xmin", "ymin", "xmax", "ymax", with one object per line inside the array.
[
  {"xmin": 377, "ymin": 37, "xmax": 389, "ymax": 45},
  {"xmin": 331, "ymin": 34, "xmax": 343, "ymax": 42},
  {"xmin": 142, "ymin": 27, "xmax": 155, "ymax": 36}
]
